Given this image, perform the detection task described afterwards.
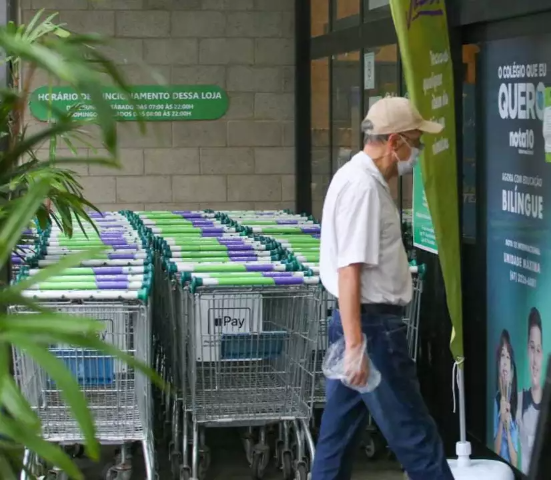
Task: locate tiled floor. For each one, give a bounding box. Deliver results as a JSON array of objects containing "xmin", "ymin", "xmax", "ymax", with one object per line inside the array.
[{"xmin": 77, "ymin": 428, "xmax": 404, "ymax": 479}]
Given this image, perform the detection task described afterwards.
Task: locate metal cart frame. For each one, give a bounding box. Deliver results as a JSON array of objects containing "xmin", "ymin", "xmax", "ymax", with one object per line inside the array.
[
  {"xmin": 173, "ymin": 282, "xmax": 321, "ymax": 480},
  {"xmin": 12, "ymin": 299, "xmax": 155, "ymax": 480}
]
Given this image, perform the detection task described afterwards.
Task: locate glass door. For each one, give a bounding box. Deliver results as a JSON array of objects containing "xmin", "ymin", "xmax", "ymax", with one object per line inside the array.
[
  {"xmin": 362, "ymin": 44, "xmax": 400, "ymax": 202},
  {"xmin": 331, "ymin": 50, "xmax": 362, "ymax": 175},
  {"xmin": 307, "ymin": 0, "xmax": 398, "ymax": 218}
]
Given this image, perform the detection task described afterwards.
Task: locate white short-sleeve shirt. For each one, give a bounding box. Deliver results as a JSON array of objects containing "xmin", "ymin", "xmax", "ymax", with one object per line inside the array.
[{"xmin": 319, "ymin": 151, "xmax": 412, "ymax": 305}]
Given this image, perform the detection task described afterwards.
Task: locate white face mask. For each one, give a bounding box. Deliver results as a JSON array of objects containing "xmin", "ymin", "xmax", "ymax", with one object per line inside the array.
[
  {"xmin": 397, "ymin": 146, "xmax": 420, "ymax": 176},
  {"xmin": 395, "ymin": 135, "xmax": 421, "ymax": 177}
]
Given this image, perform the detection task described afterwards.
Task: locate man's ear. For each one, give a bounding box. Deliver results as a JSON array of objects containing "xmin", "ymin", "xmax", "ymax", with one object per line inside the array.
[{"xmin": 387, "ymin": 133, "xmax": 401, "ymax": 150}]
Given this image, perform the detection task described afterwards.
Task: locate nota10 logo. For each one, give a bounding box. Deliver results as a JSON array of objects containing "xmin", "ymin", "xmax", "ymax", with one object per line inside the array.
[{"xmin": 498, "ymin": 82, "xmax": 546, "ymax": 121}]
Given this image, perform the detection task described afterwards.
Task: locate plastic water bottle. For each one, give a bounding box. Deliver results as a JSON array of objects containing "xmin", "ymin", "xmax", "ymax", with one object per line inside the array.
[{"xmin": 322, "ymin": 335, "xmax": 381, "ymax": 393}]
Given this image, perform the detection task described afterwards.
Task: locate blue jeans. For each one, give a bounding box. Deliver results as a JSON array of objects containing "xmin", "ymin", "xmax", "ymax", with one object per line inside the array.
[{"xmin": 311, "ymin": 309, "xmax": 453, "ymax": 480}]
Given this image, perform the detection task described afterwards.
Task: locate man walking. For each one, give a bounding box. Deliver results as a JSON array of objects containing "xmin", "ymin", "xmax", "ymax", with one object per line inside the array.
[{"xmin": 312, "ymin": 97, "xmax": 454, "ymax": 480}]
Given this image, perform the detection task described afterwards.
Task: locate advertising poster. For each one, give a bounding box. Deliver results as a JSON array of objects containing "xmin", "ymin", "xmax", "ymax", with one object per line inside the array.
[
  {"xmin": 483, "ymin": 35, "xmax": 551, "ymax": 473},
  {"xmin": 390, "ymin": 0, "xmax": 463, "ymax": 361}
]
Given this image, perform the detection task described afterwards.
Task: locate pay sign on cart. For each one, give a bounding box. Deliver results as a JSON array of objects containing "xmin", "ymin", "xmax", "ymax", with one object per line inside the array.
[{"xmin": 196, "ymin": 294, "xmax": 263, "ymax": 362}]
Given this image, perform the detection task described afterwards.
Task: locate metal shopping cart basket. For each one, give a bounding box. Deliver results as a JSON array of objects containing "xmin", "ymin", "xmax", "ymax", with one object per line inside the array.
[
  {"xmin": 310, "ymin": 291, "xmax": 337, "ymax": 409},
  {"xmin": 12, "ymin": 289, "xmax": 155, "ymax": 480},
  {"xmin": 178, "ymin": 275, "xmax": 322, "ymax": 480}
]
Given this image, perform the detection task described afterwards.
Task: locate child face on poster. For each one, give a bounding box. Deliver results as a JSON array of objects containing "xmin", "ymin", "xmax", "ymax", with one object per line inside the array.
[
  {"xmin": 529, "ymin": 323, "xmax": 543, "ymax": 392},
  {"xmin": 494, "ymin": 331, "xmax": 518, "ymax": 466},
  {"xmin": 500, "ymin": 344, "xmax": 513, "ymax": 398}
]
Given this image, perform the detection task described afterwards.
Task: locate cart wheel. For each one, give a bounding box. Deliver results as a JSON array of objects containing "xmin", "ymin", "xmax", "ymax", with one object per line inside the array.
[
  {"xmin": 100, "ymin": 463, "xmax": 132, "ymax": 480},
  {"xmin": 170, "ymin": 451, "xmax": 182, "ymax": 480},
  {"xmin": 200, "ymin": 446, "xmax": 211, "ymax": 472},
  {"xmin": 282, "ymin": 451, "xmax": 293, "ymax": 480},
  {"xmin": 66, "ymin": 444, "xmax": 85, "ymax": 459},
  {"xmin": 30, "ymin": 458, "xmax": 47, "ymax": 478},
  {"xmin": 362, "ymin": 432, "xmax": 384, "ymax": 460},
  {"xmin": 274, "ymin": 440, "xmax": 284, "ymax": 468},
  {"xmin": 45, "ymin": 472, "xmax": 66, "ymax": 480},
  {"xmin": 295, "ymin": 463, "xmax": 308, "ymax": 480},
  {"xmin": 100, "ymin": 463, "xmax": 116, "ymax": 480},
  {"xmin": 130, "ymin": 441, "xmax": 142, "ymax": 457},
  {"xmin": 196, "ymin": 446, "xmax": 211, "ymax": 480},
  {"xmin": 179, "ymin": 466, "xmax": 191, "ymax": 480},
  {"xmin": 251, "ymin": 452, "xmax": 267, "ymax": 479}
]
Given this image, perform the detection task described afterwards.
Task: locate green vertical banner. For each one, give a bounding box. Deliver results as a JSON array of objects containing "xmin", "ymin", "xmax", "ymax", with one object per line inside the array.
[
  {"xmin": 389, "ymin": 0, "xmax": 463, "ymax": 361},
  {"xmin": 413, "ymin": 166, "xmax": 438, "ymax": 253}
]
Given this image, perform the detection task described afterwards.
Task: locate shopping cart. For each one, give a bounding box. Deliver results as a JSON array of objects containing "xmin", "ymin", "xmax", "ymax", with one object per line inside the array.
[
  {"xmin": 123, "ymin": 210, "xmax": 320, "ymax": 480},
  {"xmin": 179, "ymin": 276, "xmax": 321, "ymax": 480},
  {"xmin": 12, "ymin": 228, "xmax": 39, "ymax": 279},
  {"xmin": 120, "ymin": 209, "xmax": 325, "ymax": 479},
  {"xmin": 12, "ymin": 295, "xmax": 155, "ymax": 480},
  {"xmin": 13, "ymin": 213, "xmax": 156, "ymax": 480}
]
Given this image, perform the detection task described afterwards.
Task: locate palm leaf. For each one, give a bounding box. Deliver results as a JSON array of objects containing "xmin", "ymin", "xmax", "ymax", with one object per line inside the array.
[
  {"xmin": 2, "ymin": 331, "xmax": 165, "ymax": 391},
  {"xmin": 5, "ymin": 247, "xmax": 104, "ymax": 296},
  {"xmin": 0, "ymin": 412, "xmax": 83, "ymax": 479},
  {"xmin": 0, "ymin": 10, "xmax": 163, "ymax": 477},
  {"xmin": 0, "ymin": 344, "xmax": 40, "ymax": 431},
  {"xmin": 0, "ymin": 314, "xmax": 102, "ymax": 337},
  {"xmin": 5, "ymin": 333, "xmax": 99, "ymax": 462},
  {"xmin": 0, "ymin": 180, "xmax": 49, "ymax": 267}
]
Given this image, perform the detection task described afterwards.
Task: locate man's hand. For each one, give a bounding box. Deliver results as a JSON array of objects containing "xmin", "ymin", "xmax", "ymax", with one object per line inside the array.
[{"xmin": 344, "ymin": 342, "xmax": 369, "ymax": 387}]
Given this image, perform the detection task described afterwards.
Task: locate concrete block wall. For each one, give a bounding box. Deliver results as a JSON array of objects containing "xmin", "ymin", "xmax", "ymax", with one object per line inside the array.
[{"xmin": 22, "ymin": 0, "xmax": 296, "ymax": 212}]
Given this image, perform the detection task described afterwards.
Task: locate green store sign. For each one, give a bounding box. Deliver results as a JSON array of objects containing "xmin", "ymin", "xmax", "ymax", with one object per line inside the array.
[{"xmin": 29, "ymin": 85, "xmax": 229, "ymax": 122}]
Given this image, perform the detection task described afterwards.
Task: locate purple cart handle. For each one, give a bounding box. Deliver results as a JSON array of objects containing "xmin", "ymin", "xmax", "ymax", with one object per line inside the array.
[
  {"xmin": 96, "ymin": 281, "xmax": 130, "ymax": 289},
  {"xmin": 92, "ymin": 267, "xmax": 124, "ymax": 274}
]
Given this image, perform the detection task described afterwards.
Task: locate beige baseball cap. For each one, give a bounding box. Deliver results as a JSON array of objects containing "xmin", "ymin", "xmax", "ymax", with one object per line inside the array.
[{"xmin": 364, "ymin": 96, "xmax": 443, "ymax": 135}]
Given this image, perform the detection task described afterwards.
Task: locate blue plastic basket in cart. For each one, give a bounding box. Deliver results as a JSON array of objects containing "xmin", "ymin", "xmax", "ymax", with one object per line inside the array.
[
  {"xmin": 50, "ymin": 349, "xmax": 114, "ymax": 386},
  {"xmin": 220, "ymin": 332, "xmax": 286, "ymax": 361}
]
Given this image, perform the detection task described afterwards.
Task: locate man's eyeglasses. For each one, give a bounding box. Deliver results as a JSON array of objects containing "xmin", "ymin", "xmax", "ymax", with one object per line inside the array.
[{"xmin": 401, "ymin": 134, "xmax": 424, "ymax": 151}]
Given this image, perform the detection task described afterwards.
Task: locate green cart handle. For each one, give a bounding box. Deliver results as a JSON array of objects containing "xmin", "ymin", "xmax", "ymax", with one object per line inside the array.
[
  {"xmin": 189, "ymin": 275, "xmax": 321, "ymax": 293},
  {"xmin": 409, "ymin": 261, "xmax": 426, "ymax": 279}
]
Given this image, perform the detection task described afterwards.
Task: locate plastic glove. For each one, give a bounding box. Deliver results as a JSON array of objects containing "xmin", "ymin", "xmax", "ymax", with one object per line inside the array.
[{"xmin": 322, "ymin": 334, "xmax": 381, "ymax": 393}]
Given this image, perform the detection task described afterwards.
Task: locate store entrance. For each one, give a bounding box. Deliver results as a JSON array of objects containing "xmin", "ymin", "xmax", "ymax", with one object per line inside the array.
[{"xmin": 308, "ymin": 15, "xmax": 400, "ymax": 218}]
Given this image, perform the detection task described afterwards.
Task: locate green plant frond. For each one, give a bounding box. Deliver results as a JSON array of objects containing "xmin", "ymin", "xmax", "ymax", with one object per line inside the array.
[
  {"xmin": 0, "ymin": 179, "xmax": 49, "ymax": 266},
  {"xmin": 2, "ymin": 122, "xmax": 88, "ymax": 173},
  {"xmin": 3, "ymin": 331, "xmax": 166, "ymax": 392},
  {"xmin": 0, "ymin": 10, "xmax": 166, "ymax": 476},
  {"xmin": 0, "ymin": 411, "xmax": 83, "ymax": 479},
  {"xmin": 0, "ymin": 375, "xmax": 41, "ymax": 433},
  {"xmin": 0, "ymin": 343, "xmax": 41, "ymax": 432},
  {"xmin": 20, "ymin": 11, "xmax": 61, "ymax": 43},
  {"xmin": 0, "ymin": 454, "xmax": 19, "ymax": 480},
  {"xmin": 46, "ymin": 156, "xmax": 120, "ymax": 168},
  {"xmin": 0, "ymin": 313, "xmax": 102, "ymax": 339},
  {"xmin": 0, "ymin": 294, "xmax": 51, "ymax": 317},
  {"xmin": 5, "ymin": 334, "xmax": 99, "ymax": 462}
]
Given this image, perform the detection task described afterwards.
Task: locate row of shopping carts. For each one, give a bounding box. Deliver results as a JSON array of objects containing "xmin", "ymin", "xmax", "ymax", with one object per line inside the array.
[
  {"xmin": 12, "ymin": 212, "xmax": 156, "ymax": 480},
  {"xmin": 124, "ymin": 209, "xmax": 323, "ymax": 480},
  {"xmin": 10, "ymin": 208, "xmax": 426, "ymax": 480},
  {"xmin": 12, "ymin": 227, "xmax": 40, "ymax": 279}
]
